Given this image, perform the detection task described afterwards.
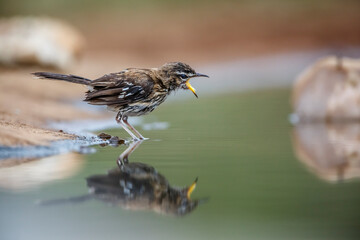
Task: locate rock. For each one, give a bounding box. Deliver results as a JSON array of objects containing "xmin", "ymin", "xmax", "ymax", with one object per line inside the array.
[
  {"xmin": 97, "ymin": 132, "xmax": 112, "ymax": 140},
  {"xmin": 97, "ymin": 133, "xmax": 125, "ymax": 147},
  {"xmin": 292, "ymin": 56, "xmax": 360, "ymax": 122},
  {"xmin": 0, "ymin": 16, "xmax": 85, "ymax": 70},
  {"xmin": 109, "ymin": 136, "xmax": 125, "ymax": 147},
  {"xmin": 292, "ymin": 123, "xmax": 360, "ymax": 182}
]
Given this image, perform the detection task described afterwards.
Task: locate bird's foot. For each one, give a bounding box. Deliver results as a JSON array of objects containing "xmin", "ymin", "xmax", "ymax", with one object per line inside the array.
[{"xmin": 132, "ymin": 136, "xmax": 149, "ymax": 142}]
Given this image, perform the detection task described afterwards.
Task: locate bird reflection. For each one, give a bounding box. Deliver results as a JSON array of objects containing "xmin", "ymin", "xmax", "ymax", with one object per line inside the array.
[
  {"xmin": 292, "ymin": 123, "xmax": 360, "ymax": 182},
  {"xmin": 40, "ymin": 140, "xmax": 204, "ymax": 216}
]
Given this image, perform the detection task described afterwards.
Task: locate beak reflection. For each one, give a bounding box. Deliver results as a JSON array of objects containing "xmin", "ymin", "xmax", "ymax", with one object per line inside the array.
[
  {"xmin": 39, "ymin": 140, "xmax": 206, "ymax": 217},
  {"xmin": 186, "ymin": 177, "xmax": 198, "ymax": 199}
]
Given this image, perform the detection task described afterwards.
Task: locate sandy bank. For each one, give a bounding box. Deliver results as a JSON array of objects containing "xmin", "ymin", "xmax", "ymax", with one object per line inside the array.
[{"xmin": 0, "ymin": 69, "xmax": 104, "ymax": 146}]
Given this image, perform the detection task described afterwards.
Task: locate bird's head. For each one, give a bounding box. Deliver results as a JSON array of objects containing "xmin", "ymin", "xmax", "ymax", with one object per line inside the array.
[
  {"xmin": 159, "ymin": 177, "xmax": 206, "ymax": 216},
  {"xmin": 157, "ymin": 62, "xmax": 209, "ymax": 98}
]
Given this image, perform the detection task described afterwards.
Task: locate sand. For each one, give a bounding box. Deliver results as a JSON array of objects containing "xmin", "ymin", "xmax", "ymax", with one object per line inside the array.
[{"xmin": 0, "ymin": 69, "xmax": 103, "ymax": 146}]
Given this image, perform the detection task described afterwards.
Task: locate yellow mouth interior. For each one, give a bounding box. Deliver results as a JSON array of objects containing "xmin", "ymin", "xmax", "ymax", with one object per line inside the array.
[
  {"xmin": 187, "ymin": 178, "xmax": 198, "ymax": 199},
  {"xmin": 186, "ymin": 79, "xmax": 198, "ymax": 98}
]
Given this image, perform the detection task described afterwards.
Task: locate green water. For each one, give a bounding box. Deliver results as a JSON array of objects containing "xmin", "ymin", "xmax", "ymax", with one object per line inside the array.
[{"xmin": 1, "ymin": 89, "xmax": 360, "ymax": 240}]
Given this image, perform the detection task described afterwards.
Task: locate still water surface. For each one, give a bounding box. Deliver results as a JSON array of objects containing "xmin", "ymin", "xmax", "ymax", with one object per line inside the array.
[{"xmin": 1, "ymin": 89, "xmax": 360, "ymax": 240}]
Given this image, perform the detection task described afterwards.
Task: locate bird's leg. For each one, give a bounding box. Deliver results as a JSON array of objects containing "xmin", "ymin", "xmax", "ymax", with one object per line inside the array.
[
  {"xmin": 120, "ymin": 120, "xmax": 139, "ymax": 140},
  {"xmin": 122, "ymin": 116, "xmax": 146, "ymax": 140},
  {"xmin": 117, "ymin": 140, "xmax": 143, "ymax": 166},
  {"xmin": 115, "ymin": 112, "xmax": 122, "ymax": 123},
  {"xmin": 116, "ymin": 113, "xmax": 138, "ymax": 141}
]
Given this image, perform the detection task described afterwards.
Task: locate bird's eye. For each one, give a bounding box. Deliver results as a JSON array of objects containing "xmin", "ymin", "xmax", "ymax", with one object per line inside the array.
[{"xmin": 179, "ymin": 74, "xmax": 188, "ymax": 80}]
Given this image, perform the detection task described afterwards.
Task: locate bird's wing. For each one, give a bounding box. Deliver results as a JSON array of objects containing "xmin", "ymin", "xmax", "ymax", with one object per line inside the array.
[{"xmin": 85, "ymin": 71, "xmax": 154, "ymax": 105}]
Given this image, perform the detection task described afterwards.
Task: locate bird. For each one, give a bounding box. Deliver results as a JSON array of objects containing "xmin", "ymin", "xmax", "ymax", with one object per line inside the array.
[
  {"xmin": 37, "ymin": 140, "xmax": 206, "ymax": 216},
  {"xmin": 38, "ymin": 161, "xmax": 201, "ymax": 216},
  {"xmin": 33, "ymin": 62, "xmax": 209, "ymax": 140}
]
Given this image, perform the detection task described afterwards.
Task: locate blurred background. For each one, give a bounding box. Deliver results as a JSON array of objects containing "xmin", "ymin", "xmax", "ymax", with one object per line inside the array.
[
  {"xmin": 1, "ymin": 1, "xmax": 360, "ymax": 240},
  {"xmin": 1, "ymin": 0, "xmax": 360, "ymax": 66}
]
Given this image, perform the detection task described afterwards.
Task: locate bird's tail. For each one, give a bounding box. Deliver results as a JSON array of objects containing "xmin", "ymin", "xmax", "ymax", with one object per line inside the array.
[
  {"xmin": 32, "ymin": 72, "xmax": 91, "ymax": 85},
  {"xmin": 36, "ymin": 194, "xmax": 92, "ymax": 207}
]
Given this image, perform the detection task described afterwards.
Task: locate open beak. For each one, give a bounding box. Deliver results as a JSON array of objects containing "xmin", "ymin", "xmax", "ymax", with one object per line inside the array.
[
  {"xmin": 185, "ymin": 73, "xmax": 209, "ymax": 98},
  {"xmin": 195, "ymin": 73, "xmax": 209, "ymax": 78},
  {"xmin": 186, "ymin": 177, "xmax": 198, "ymax": 199}
]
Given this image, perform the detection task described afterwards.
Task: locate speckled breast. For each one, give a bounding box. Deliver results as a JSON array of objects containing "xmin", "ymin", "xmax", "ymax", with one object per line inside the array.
[{"xmin": 121, "ymin": 93, "xmax": 168, "ymax": 116}]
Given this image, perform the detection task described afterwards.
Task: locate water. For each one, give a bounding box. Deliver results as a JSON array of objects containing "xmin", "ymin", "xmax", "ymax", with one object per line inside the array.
[{"xmin": 1, "ymin": 89, "xmax": 360, "ymax": 240}]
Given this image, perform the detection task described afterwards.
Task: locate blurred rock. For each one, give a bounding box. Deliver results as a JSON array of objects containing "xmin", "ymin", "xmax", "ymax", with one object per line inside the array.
[
  {"xmin": 0, "ymin": 153, "xmax": 84, "ymax": 191},
  {"xmin": 292, "ymin": 56, "xmax": 360, "ymax": 122},
  {"xmin": 292, "ymin": 123, "xmax": 360, "ymax": 182},
  {"xmin": 0, "ymin": 17, "xmax": 85, "ymax": 70}
]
